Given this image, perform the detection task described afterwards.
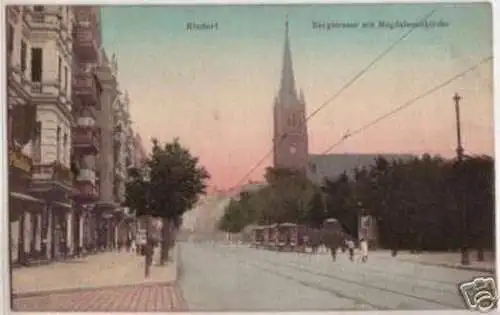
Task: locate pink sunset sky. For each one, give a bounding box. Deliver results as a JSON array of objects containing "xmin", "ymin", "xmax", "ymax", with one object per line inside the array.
[{"xmin": 101, "ymin": 4, "xmax": 494, "ymax": 190}]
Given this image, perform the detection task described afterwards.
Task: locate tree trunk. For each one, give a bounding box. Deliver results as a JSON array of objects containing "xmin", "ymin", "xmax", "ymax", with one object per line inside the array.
[
  {"xmin": 159, "ymin": 219, "xmax": 170, "ymax": 266},
  {"xmin": 477, "ymin": 248, "xmax": 485, "ymax": 261}
]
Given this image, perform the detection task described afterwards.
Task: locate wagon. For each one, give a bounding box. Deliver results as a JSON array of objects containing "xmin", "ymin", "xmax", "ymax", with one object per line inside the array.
[
  {"xmin": 322, "ymin": 218, "xmax": 346, "ymax": 260},
  {"xmin": 252, "ymin": 226, "xmax": 266, "ymax": 248},
  {"xmin": 266, "ymin": 224, "xmax": 279, "ymax": 250},
  {"xmin": 276, "ymin": 223, "xmax": 296, "ymax": 251}
]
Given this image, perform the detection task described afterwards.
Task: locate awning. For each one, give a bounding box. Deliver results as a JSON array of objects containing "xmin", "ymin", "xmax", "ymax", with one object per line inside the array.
[{"xmin": 10, "ymin": 192, "xmax": 44, "ymax": 204}]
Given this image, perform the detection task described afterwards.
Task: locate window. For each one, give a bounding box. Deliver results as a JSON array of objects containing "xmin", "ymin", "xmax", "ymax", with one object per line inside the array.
[
  {"xmin": 63, "ymin": 133, "xmax": 68, "ymax": 164},
  {"xmin": 34, "ymin": 121, "xmax": 42, "ymax": 163},
  {"xmin": 56, "ymin": 126, "xmax": 61, "ymax": 162},
  {"xmin": 7, "ymin": 24, "xmax": 14, "ymax": 55},
  {"xmin": 64, "ymin": 66, "xmax": 68, "ymax": 92},
  {"xmin": 7, "ymin": 108, "xmax": 13, "ymax": 148},
  {"xmin": 57, "ymin": 57, "xmax": 62, "ymax": 83},
  {"xmin": 31, "ymin": 47, "xmax": 43, "ymax": 82},
  {"xmin": 20, "ymin": 40, "xmax": 27, "ymax": 73},
  {"xmin": 33, "ymin": 5, "xmax": 44, "ymax": 12}
]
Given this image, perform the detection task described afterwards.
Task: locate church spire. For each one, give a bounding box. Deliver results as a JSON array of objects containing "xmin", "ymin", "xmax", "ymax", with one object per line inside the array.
[{"xmin": 279, "ymin": 14, "xmax": 298, "ymax": 105}]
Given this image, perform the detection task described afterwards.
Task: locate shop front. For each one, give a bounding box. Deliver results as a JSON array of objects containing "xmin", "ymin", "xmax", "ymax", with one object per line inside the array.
[
  {"xmin": 29, "ymin": 162, "xmax": 76, "ymax": 261},
  {"xmin": 9, "ymin": 149, "xmax": 45, "ymax": 266}
]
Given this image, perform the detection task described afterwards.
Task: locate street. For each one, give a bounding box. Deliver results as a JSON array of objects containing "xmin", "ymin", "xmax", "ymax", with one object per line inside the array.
[{"xmin": 179, "ymin": 241, "xmax": 491, "ymax": 311}]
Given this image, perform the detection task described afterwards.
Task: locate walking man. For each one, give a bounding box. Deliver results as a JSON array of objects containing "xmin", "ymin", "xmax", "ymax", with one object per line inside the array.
[
  {"xmin": 360, "ymin": 238, "xmax": 368, "ymax": 263},
  {"xmin": 346, "ymin": 237, "xmax": 355, "ymax": 262},
  {"xmin": 143, "ymin": 239, "xmax": 154, "ymax": 278}
]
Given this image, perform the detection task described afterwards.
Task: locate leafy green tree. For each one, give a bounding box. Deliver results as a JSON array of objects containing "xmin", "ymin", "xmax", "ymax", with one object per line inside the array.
[
  {"xmin": 218, "ymin": 199, "xmax": 247, "ymax": 233},
  {"xmin": 124, "ymin": 167, "xmax": 149, "ymax": 217},
  {"xmin": 124, "ymin": 138, "xmax": 210, "ymax": 265},
  {"xmin": 304, "ymin": 189, "xmax": 327, "ymax": 228},
  {"xmin": 218, "ymin": 153, "xmax": 494, "ymax": 259}
]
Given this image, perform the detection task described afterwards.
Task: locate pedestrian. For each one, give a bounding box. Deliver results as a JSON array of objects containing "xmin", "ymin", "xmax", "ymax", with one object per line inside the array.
[
  {"xmin": 126, "ymin": 237, "xmax": 132, "ymax": 252},
  {"xmin": 360, "ymin": 238, "xmax": 368, "ymax": 263},
  {"xmin": 346, "ymin": 237, "xmax": 355, "ymax": 262},
  {"xmin": 143, "ymin": 239, "xmax": 154, "ymax": 278}
]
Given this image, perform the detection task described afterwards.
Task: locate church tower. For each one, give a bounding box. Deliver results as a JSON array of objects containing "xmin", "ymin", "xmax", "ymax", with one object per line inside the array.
[{"xmin": 273, "ymin": 17, "xmax": 309, "ymax": 172}]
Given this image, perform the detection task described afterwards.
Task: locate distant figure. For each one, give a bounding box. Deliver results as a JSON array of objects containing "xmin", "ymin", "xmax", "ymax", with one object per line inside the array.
[
  {"xmin": 143, "ymin": 240, "xmax": 154, "ymax": 278},
  {"xmin": 307, "ymin": 228, "xmax": 322, "ymax": 254},
  {"xmin": 126, "ymin": 237, "xmax": 132, "ymax": 252},
  {"xmin": 360, "ymin": 238, "xmax": 368, "ymax": 263},
  {"xmin": 346, "ymin": 237, "xmax": 355, "ymax": 262}
]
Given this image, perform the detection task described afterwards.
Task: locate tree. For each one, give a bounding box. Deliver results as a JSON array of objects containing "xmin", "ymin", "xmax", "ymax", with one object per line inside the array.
[
  {"xmin": 124, "ymin": 167, "xmax": 149, "ymax": 216},
  {"xmin": 218, "ymin": 167, "xmax": 316, "ymax": 230},
  {"xmin": 218, "ymin": 199, "xmax": 247, "ymax": 233},
  {"xmin": 124, "ymin": 138, "xmax": 210, "ymax": 265},
  {"xmin": 304, "ymin": 188, "xmax": 327, "ymax": 228}
]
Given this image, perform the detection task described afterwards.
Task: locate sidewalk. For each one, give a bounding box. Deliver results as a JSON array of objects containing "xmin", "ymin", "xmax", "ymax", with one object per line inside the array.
[
  {"xmin": 370, "ymin": 250, "xmax": 495, "ymax": 273},
  {"xmin": 12, "ymin": 245, "xmax": 179, "ymax": 296}
]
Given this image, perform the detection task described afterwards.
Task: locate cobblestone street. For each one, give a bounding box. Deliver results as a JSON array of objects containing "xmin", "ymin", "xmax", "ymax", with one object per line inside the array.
[
  {"xmin": 13, "ymin": 283, "xmax": 186, "ymax": 312},
  {"xmin": 11, "ymin": 247, "xmax": 184, "ymax": 311}
]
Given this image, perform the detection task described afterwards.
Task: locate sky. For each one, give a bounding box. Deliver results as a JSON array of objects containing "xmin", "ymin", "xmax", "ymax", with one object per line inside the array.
[{"xmin": 100, "ymin": 3, "xmax": 493, "ymax": 190}]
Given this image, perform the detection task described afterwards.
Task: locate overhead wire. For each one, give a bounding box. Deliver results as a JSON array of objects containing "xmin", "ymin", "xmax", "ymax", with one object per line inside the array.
[
  {"xmin": 229, "ymin": 9, "xmax": 437, "ymax": 190},
  {"xmin": 320, "ymin": 56, "xmax": 493, "ymax": 155}
]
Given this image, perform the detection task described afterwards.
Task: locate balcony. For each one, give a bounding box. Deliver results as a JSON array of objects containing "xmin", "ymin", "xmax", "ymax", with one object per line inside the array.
[
  {"xmin": 76, "ymin": 168, "xmax": 96, "ymax": 185},
  {"xmin": 31, "ymin": 162, "xmax": 73, "ymax": 188},
  {"xmin": 77, "ymin": 116, "xmax": 97, "ymax": 128},
  {"xmin": 73, "ymin": 21, "xmax": 99, "ymax": 62},
  {"xmin": 72, "ymin": 127, "xmax": 99, "ymax": 154},
  {"xmin": 9, "ymin": 149, "xmax": 33, "ymax": 174},
  {"xmin": 73, "ymin": 181, "xmax": 99, "ymax": 202},
  {"xmin": 73, "ymin": 67, "xmax": 99, "ymax": 108},
  {"xmin": 22, "ymin": 7, "xmax": 63, "ymax": 33},
  {"xmin": 30, "ymin": 81, "xmax": 72, "ymax": 117}
]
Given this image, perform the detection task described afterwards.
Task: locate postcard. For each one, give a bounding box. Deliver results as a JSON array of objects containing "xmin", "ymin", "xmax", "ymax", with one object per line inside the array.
[{"xmin": 5, "ymin": 2, "xmax": 496, "ymax": 312}]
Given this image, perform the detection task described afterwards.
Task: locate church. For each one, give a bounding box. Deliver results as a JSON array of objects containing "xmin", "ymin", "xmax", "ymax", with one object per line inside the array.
[{"xmin": 272, "ymin": 18, "xmax": 414, "ymax": 185}]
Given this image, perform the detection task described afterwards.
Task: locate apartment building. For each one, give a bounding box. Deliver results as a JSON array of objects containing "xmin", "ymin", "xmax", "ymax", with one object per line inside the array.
[
  {"xmin": 7, "ymin": 5, "xmax": 76, "ymax": 265},
  {"xmin": 71, "ymin": 5, "xmax": 102, "ymax": 255},
  {"xmin": 113, "ymin": 90, "xmax": 129, "ymax": 207},
  {"xmin": 113, "ymin": 90, "xmax": 136, "ymax": 247},
  {"xmin": 7, "ymin": 5, "xmax": 138, "ymax": 266}
]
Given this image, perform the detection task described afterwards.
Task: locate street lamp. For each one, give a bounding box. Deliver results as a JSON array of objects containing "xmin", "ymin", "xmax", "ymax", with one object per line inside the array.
[{"xmin": 453, "ymin": 92, "xmax": 469, "ymax": 266}]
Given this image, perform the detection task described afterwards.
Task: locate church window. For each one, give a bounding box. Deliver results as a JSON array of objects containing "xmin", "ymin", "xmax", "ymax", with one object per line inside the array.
[{"xmin": 288, "ymin": 113, "xmax": 298, "ymax": 127}]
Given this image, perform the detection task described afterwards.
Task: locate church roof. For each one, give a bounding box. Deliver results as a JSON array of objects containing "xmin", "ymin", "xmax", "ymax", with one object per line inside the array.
[
  {"xmin": 278, "ymin": 16, "xmax": 300, "ymax": 107},
  {"xmin": 307, "ymin": 153, "xmax": 415, "ymax": 185}
]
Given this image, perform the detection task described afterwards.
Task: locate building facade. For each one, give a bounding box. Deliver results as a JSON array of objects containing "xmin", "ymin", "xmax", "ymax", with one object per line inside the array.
[
  {"xmin": 7, "ymin": 5, "xmax": 44, "ymax": 266},
  {"xmin": 113, "ymin": 90, "xmax": 136, "ymax": 248},
  {"xmin": 272, "ymin": 19, "xmax": 309, "ymax": 172},
  {"xmin": 71, "ymin": 5, "xmax": 102, "ymax": 256},
  {"xmin": 7, "ymin": 5, "xmax": 77, "ymax": 265},
  {"xmin": 7, "ymin": 5, "xmax": 139, "ymax": 265}
]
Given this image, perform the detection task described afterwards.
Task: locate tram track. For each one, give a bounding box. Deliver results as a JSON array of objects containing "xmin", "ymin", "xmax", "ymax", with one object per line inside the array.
[
  {"xmin": 258, "ymin": 254, "xmax": 463, "ymax": 309},
  {"xmin": 230, "ymin": 244, "xmax": 463, "ymax": 286},
  {"xmin": 202, "ymin": 245, "xmax": 384, "ymax": 310},
  {"xmin": 207, "ymin": 244, "xmax": 464, "ymax": 310}
]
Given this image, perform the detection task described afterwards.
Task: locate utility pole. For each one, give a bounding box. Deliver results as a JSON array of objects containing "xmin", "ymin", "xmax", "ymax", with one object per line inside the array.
[{"xmin": 453, "ymin": 92, "xmax": 469, "ymax": 266}]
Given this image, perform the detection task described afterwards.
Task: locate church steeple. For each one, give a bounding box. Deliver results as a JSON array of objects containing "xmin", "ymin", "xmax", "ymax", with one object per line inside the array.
[
  {"xmin": 278, "ymin": 15, "xmax": 298, "ymax": 106},
  {"xmin": 273, "ymin": 14, "xmax": 308, "ymax": 172}
]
